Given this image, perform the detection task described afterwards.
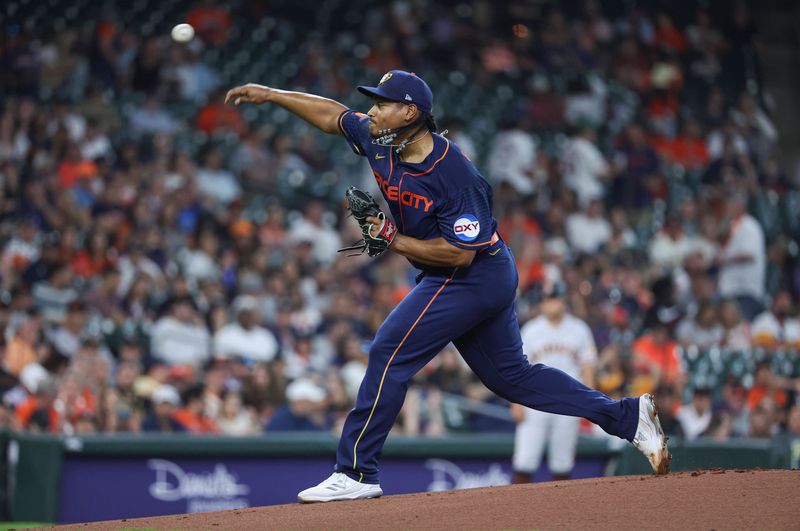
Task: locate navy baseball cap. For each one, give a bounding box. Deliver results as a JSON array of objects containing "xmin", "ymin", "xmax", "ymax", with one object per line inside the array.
[
  {"xmin": 543, "ymin": 282, "xmax": 567, "ymax": 299},
  {"xmin": 357, "ymin": 70, "xmax": 433, "ymax": 114}
]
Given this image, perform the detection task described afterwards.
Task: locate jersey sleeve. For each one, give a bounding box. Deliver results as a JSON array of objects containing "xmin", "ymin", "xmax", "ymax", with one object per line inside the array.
[
  {"xmin": 436, "ymin": 184, "xmax": 496, "ymax": 250},
  {"xmin": 337, "ymin": 110, "xmax": 371, "ymax": 157}
]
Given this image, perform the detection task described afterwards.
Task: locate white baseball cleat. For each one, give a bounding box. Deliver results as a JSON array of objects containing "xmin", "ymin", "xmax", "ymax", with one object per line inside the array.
[
  {"xmin": 297, "ymin": 472, "xmax": 383, "ymax": 503},
  {"xmin": 632, "ymin": 393, "xmax": 671, "ymax": 475}
]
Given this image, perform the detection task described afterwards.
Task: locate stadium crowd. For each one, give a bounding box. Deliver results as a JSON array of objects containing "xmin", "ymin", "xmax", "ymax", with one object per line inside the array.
[{"xmin": 1, "ymin": 0, "xmax": 799, "ymax": 443}]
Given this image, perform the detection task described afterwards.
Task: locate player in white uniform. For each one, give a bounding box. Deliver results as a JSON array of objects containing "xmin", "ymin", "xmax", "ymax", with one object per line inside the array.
[{"xmin": 511, "ymin": 282, "xmax": 598, "ymax": 482}]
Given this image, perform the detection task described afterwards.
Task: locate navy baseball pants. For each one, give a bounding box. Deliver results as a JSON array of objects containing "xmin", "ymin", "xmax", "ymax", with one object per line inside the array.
[{"xmin": 335, "ymin": 243, "xmax": 639, "ymax": 484}]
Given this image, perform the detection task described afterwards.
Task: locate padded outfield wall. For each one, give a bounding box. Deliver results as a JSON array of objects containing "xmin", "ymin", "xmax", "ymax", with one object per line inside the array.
[{"xmin": 2, "ymin": 431, "xmax": 797, "ymax": 523}]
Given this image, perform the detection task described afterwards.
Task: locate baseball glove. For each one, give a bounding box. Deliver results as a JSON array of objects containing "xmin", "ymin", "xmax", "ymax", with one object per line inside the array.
[{"xmin": 339, "ymin": 186, "xmax": 397, "ymax": 258}]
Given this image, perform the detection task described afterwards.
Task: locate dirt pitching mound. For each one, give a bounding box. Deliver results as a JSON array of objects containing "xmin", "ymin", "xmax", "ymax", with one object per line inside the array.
[{"xmin": 58, "ymin": 469, "xmax": 798, "ymax": 530}]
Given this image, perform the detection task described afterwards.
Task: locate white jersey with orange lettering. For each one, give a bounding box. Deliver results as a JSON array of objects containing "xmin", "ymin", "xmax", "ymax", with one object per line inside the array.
[
  {"xmin": 521, "ymin": 314, "xmax": 597, "ymax": 381},
  {"xmin": 513, "ymin": 314, "xmax": 598, "ymax": 476}
]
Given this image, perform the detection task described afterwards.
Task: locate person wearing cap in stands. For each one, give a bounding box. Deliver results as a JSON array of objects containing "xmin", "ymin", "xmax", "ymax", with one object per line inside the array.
[
  {"xmin": 265, "ymin": 378, "xmax": 329, "ymax": 432},
  {"xmin": 141, "ymin": 384, "xmax": 186, "ymax": 433}
]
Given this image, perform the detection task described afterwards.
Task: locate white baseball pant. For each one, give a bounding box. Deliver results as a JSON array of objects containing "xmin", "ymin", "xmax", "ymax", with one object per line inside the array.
[{"xmin": 512, "ymin": 407, "xmax": 580, "ymax": 475}]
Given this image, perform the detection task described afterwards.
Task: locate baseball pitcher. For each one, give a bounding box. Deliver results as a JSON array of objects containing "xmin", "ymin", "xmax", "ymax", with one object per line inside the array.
[{"xmin": 225, "ymin": 70, "xmax": 670, "ymax": 503}]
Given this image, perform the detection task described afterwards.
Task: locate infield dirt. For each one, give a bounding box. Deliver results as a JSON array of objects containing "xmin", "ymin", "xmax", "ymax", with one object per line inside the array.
[{"xmin": 55, "ymin": 468, "xmax": 798, "ymax": 530}]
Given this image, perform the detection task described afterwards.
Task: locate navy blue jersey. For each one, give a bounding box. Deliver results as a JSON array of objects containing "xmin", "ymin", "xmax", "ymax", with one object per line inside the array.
[{"xmin": 338, "ymin": 110, "xmax": 499, "ymax": 268}]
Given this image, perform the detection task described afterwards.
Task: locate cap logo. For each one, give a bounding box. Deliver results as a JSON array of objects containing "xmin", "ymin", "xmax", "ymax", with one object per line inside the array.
[
  {"xmin": 379, "ymin": 72, "xmax": 393, "ymax": 85},
  {"xmin": 404, "ymin": 94, "xmax": 412, "ymax": 101}
]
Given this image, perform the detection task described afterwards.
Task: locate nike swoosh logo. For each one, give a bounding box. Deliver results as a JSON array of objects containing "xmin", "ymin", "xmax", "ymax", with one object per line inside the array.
[
  {"xmin": 489, "ymin": 249, "xmax": 501, "ymax": 256},
  {"xmin": 375, "ymin": 154, "xmax": 386, "ymax": 160}
]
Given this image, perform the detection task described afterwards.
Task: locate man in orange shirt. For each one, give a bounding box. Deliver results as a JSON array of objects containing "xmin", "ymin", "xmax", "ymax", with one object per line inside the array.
[
  {"xmin": 746, "ymin": 361, "xmax": 787, "ymax": 412},
  {"xmin": 173, "ymin": 384, "xmax": 219, "ymax": 434},
  {"xmin": 196, "ymin": 90, "xmax": 246, "ymax": 137},
  {"xmin": 653, "ymin": 119, "xmax": 709, "ymax": 170},
  {"xmin": 631, "ymin": 308, "xmax": 686, "ymax": 397},
  {"xmin": 16, "ymin": 376, "xmax": 59, "ymax": 433},
  {"xmin": 186, "ymin": 0, "xmax": 231, "ymax": 46}
]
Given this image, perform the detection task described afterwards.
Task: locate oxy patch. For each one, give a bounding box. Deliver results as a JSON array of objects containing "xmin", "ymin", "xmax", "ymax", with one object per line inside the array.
[{"xmin": 454, "ymin": 215, "xmax": 480, "ymax": 242}]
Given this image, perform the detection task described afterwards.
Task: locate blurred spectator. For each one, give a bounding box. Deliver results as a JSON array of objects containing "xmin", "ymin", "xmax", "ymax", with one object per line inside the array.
[
  {"xmin": 242, "ymin": 362, "xmax": 286, "ymax": 421},
  {"xmin": 16, "ymin": 374, "xmax": 59, "ymax": 433},
  {"xmin": 712, "ymin": 377, "xmax": 750, "ymax": 439},
  {"xmin": 132, "ymin": 37, "xmax": 164, "ymax": 94},
  {"xmin": 216, "ymin": 390, "xmax": 260, "ymax": 436},
  {"xmin": 164, "ymin": 45, "xmax": 220, "ymax": 104},
  {"xmin": 612, "ymin": 123, "xmax": 660, "ymax": 209},
  {"xmin": 150, "ymin": 295, "xmax": 211, "ymax": 368},
  {"xmin": 103, "ymin": 362, "xmax": 142, "ymax": 432},
  {"xmin": 173, "ymin": 384, "xmax": 219, "ymax": 433},
  {"xmin": 401, "ymin": 385, "xmax": 445, "ymax": 437},
  {"xmin": 196, "ymin": 90, "xmax": 246, "ymax": 137},
  {"xmin": 266, "ymin": 378, "xmax": 329, "ymax": 431},
  {"xmin": 748, "ymin": 400, "xmax": 776, "ymax": 439},
  {"xmin": 566, "ymin": 199, "xmax": 611, "ymax": 254},
  {"xmin": 4, "ymin": 314, "xmax": 43, "ymax": 377},
  {"xmin": 487, "ymin": 117, "xmax": 537, "ymax": 195},
  {"xmin": 676, "ymin": 302, "xmax": 723, "ymax": 350},
  {"xmin": 338, "ymin": 335, "xmax": 369, "ymax": 402},
  {"xmin": 729, "ymin": 92, "xmax": 778, "ymax": 164},
  {"xmin": 283, "ymin": 333, "xmax": 331, "ymax": 381},
  {"xmin": 32, "ymin": 264, "xmax": 77, "ymax": 324},
  {"xmin": 716, "ymin": 192, "xmax": 766, "ymax": 321},
  {"xmin": 706, "ymin": 119, "xmax": 749, "ymax": 161},
  {"xmin": 117, "ymin": 242, "xmax": 164, "ymax": 297},
  {"xmin": 562, "ymin": 128, "xmax": 610, "ymax": 207},
  {"xmin": 676, "ymin": 386, "xmax": 712, "ymax": 440},
  {"xmin": 654, "ymin": 119, "xmax": 709, "ymax": 171},
  {"xmin": 719, "ymin": 299, "xmax": 752, "ymax": 351},
  {"xmin": 751, "ymin": 290, "xmax": 800, "ymax": 351},
  {"xmin": 654, "ymin": 13, "xmax": 687, "ymax": 54},
  {"xmin": 3, "ymin": 219, "xmax": 41, "ymax": 276},
  {"xmin": 195, "ymin": 145, "xmax": 242, "ymax": 206},
  {"xmin": 180, "ymin": 230, "xmax": 221, "ymax": 283},
  {"xmin": 564, "ymin": 77, "xmax": 607, "ymax": 129},
  {"xmin": 46, "ymin": 301, "xmax": 88, "ymax": 361},
  {"xmin": 213, "ymin": 295, "xmax": 279, "ymax": 363},
  {"xmin": 747, "ymin": 362, "xmax": 788, "ymax": 420},
  {"xmin": 187, "ymin": 0, "xmax": 232, "ymax": 47},
  {"xmin": 649, "ymin": 214, "xmax": 693, "ymax": 270},
  {"xmin": 83, "ymin": 269, "xmax": 122, "ymax": 318},
  {"xmin": 631, "ymin": 308, "xmax": 685, "ymax": 396},
  {"xmin": 595, "ymin": 345, "xmax": 627, "ymax": 396},
  {"xmin": 230, "ymin": 130, "xmax": 274, "ymax": 194},
  {"xmin": 142, "ymin": 384, "xmax": 186, "ymax": 432},
  {"xmin": 758, "ymin": 156, "xmax": 791, "ymax": 193},
  {"xmin": 287, "ymin": 201, "xmax": 342, "ymax": 266},
  {"xmin": 129, "ymin": 96, "xmax": 179, "ymax": 137}
]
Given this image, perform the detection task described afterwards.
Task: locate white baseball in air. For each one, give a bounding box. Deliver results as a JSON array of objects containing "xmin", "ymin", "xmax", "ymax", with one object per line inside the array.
[{"xmin": 171, "ymin": 23, "xmax": 195, "ymax": 43}]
